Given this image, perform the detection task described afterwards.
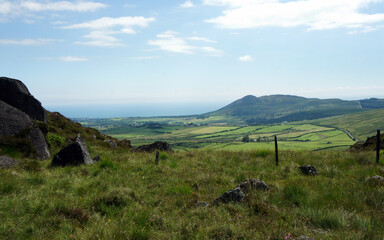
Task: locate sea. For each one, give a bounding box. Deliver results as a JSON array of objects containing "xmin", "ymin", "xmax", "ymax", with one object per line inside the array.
[{"xmin": 44, "ymin": 102, "xmax": 226, "ymax": 119}]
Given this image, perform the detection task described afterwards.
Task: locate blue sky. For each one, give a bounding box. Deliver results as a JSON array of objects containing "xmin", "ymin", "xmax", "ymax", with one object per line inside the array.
[{"xmin": 1, "ymin": 0, "xmax": 384, "ymax": 113}]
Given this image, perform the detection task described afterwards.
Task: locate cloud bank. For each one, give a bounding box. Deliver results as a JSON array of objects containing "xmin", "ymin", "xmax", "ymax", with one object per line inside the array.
[
  {"xmin": 203, "ymin": 0, "xmax": 384, "ymax": 32},
  {"xmin": 64, "ymin": 16, "xmax": 156, "ymax": 47}
]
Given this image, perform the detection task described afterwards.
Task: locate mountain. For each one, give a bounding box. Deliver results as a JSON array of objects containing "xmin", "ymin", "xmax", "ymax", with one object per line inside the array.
[{"xmin": 205, "ymin": 95, "xmax": 384, "ymax": 124}]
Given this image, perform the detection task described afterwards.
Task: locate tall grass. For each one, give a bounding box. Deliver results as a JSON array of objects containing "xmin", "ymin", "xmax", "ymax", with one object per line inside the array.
[{"xmin": 0, "ymin": 149, "xmax": 383, "ymax": 239}]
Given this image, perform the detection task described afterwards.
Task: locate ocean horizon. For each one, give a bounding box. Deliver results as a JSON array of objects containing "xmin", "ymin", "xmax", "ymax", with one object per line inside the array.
[{"xmin": 45, "ymin": 102, "xmax": 226, "ymax": 119}]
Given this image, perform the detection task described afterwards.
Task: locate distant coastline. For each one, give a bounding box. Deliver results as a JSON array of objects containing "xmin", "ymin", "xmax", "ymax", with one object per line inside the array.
[{"xmin": 45, "ymin": 102, "xmax": 226, "ymax": 118}]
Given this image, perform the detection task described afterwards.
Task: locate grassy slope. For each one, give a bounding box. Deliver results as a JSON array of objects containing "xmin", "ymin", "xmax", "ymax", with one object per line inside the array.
[
  {"xmin": 1, "ymin": 149, "xmax": 384, "ymax": 239},
  {"xmin": 305, "ymin": 108, "xmax": 384, "ymax": 141}
]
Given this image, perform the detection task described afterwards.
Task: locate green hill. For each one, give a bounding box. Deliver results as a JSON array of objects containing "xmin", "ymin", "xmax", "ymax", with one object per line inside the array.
[
  {"xmin": 206, "ymin": 95, "xmax": 384, "ymax": 124},
  {"xmin": 305, "ymin": 108, "xmax": 384, "ymax": 141}
]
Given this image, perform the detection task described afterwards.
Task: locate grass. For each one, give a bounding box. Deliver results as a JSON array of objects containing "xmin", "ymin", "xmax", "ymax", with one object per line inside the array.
[
  {"xmin": 96, "ymin": 122, "xmax": 354, "ymax": 151},
  {"xmin": 1, "ymin": 148, "xmax": 384, "ymax": 239}
]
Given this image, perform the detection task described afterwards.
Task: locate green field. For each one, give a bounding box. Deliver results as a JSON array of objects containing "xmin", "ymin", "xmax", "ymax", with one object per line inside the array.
[
  {"xmin": 77, "ymin": 107, "xmax": 384, "ymax": 151},
  {"xmin": 304, "ymin": 108, "xmax": 384, "ymax": 141},
  {"xmin": 87, "ymin": 121, "xmax": 355, "ymax": 151}
]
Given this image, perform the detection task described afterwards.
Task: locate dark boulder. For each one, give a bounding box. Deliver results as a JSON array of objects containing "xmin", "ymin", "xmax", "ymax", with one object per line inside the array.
[
  {"xmin": 51, "ymin": 134, "xmax": 93, "ymax": 166},
  {"xmin": 0, "ymin": 77, "xmax": 47, "ymax": 122},
  {"xmin": 0, "ymin": 101, "xmax": 50, "ymax": 159},
  {"xmin": 0, "ymin": 155, "xmax": 19, "ymax": 168},
  {"xmin": 213, "ymin": 179, "xmax": 269, "ymax": 205},
  {"xmin": 136, "ymin": 141, "xmax": 173, "ymax": 152},
  {"xmin": 299, "ymin": 165, "xmax": 318, "ymax": 176}
]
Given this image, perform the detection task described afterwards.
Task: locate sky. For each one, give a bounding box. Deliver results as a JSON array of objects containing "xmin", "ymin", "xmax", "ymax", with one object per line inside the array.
[{"xmin": 1, "ymin": 0, "xmax": 384, "ymax": 117}]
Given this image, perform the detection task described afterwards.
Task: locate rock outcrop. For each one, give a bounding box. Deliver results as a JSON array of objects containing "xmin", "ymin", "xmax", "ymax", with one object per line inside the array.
[
  {"xmin": 350, "ymin": 134, "xmax": 384, "ymax": 151},
  {"xmin": 51, "ymin": 134, "xmax": 94, "ymax": 166},
  {"xmin": 136, "ymin": 141, "xmax": 173, "ymax": 152},
  {"xmin": 0, "ymin": 100, "xmax": 34, "ymax": 136},
  {"xmin": 0, "ymin": 77, "xmax": 47, "ymax": 122},
  {"xmin": 0, "ymin": 155, "xmax": 19, "ymax": 168},
  {"xmin": 213, "ymin": 179, "xmax": 268, "ymax": 205},
  {"xmin": 0, "ymin": 101, "xmax": 50, "ymax": 159}
]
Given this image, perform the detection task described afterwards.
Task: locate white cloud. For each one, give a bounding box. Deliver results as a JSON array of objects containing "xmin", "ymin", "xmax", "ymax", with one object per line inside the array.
[
  {"xmin": 148, "ymin": 30, "xmax": 224, "ymax": 56},
  {"xmin": 201, "ymin": 46, "xmax": 224, "ymax": 56},
  {"xmin": 0, "ymin": 0, "xmax": 106, "ymax": 15},
  {"xmin": 238, "ymin": 55, "xmax": 253, "ymax": 62},
  {"xmin": 64, "ymin": 16, "xmax": 155, "ymax": 30},
  {"xmin": 20, "ymin": 1, "xmax": 106, "ymax": 12},
  {"xmin": 132, "ymin": 56, "xmax": 161, "ymax": 60},
  {"xmin": 203, "ymin": 0, "xmax": 384, "ymax": 32},
  {"xmin": 187, "ymin": 36, "xmax": 217, "ymax": 43},
  {"xmin": 64, "ymin": 16, "xmax": 155, "ymax": 47},
  {"xmin": 75, "ymin": 30, "xmax": 123, "ymax": 47},
  {"xmin": 148, "ymin": 31, "xmax": 195, "ymax": 54},
  {"xmin": 59, "ymin": 56, "xmax": 89, "ymax": 62},
  {"xmin": 0, "ymin": 38, "xmax": 58, "ymax": 45},
  {"xmin": 0, "ymin": 1, "xmax": 12, "ymax": 14},
  {"xmin": 180, "ymin": 1, "xmax": 194, "ymax": 8}
]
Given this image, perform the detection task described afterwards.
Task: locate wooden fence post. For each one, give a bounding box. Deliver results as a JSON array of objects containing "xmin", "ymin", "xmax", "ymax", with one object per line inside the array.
[
  {"xmin": 377, "ymin": 130, "xmax": 381, "ymax": 164},
  {"xmin": 155, "ymin": 151, "xmax": 159, "ymax": 165},
  {"xmin": 275, "ymin": 136, "xmax": 279, "ymax": 166}
]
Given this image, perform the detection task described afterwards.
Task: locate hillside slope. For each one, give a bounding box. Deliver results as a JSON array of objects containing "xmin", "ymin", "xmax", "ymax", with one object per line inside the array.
[
  {"xmin": 305, "ymin": 108, "xmax": 384, "ymax": 141},
  {"xmin": 206, "ymin": 95, "xmax": 384, "ymax": 124}
]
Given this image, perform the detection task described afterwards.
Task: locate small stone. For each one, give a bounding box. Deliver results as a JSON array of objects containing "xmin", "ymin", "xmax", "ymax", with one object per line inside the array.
[
  {"xmin": 237, "ymin": 178, "xmax": 269, "ymax": 193},
  {"xmin": 299, "ymin": 165, "xmax": 318, "ymax": 176},
  {"xmin": 196, "ymin": 201, "xmax": 209, "ymax": 207},
  {"xmin": 0, "ymin": 156, "xmax": 19, "ymax": 168},
  {"xmin": 193, "ymin": 183, "xmax": 199, "ymax": 191},
  {"xmin": 93, "ymin": 156, "xmax": 101, "ymax": 162}
]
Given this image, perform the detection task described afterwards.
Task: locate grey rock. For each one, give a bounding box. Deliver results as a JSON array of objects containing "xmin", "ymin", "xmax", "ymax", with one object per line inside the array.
[
  {"xmin": 299, "ymin": 165, "xmax": 318, "ymax": 176},
  {"xmin": 213, "ymin": 187, "xmax": 245, "ymax": 205},
  {"xmin": 136, "ymin": 141, "xmax": 173, "ymax": 152},
  {"xmin": 213, "ymin": 179, "xmax": 269, "ymax": 205},
  {"xmin": 370, "ymin": 175, "xmax": 384, "ymax": 181},
  {"xmin": 0, "ymin": 77, "xmax": 46, "ymax": 122},
  {"xmin": 368, "ymin": 175, "xmax": 384, "ymax": 186},
  {"xmin": 0, "ymin": 155, "xmax": 19, "ymax": 168},
  {"xmin": 104, "ymin": 139, "xmax": 117, "ymax": 148},
  {"xmin": 0, "ymin": 101, "xmax": 50, "ymax": 159},
  {"xmin": 237, "ymin": 178, "xmax": 269, "ymax": 193},
  {"xmin": 51, "ymin": 134, "xmax": 94, "ymax": 166},
  {"xmin": 0, "ymin": 100, "xmax": 34, "ymax": 137},
  {"xmin": 196, "ymin": 201, "xmax": 209, "ymax": 207},
  {"xmin": 28, "ymin": 127, "xmax": 50, "ymax": 160}
]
